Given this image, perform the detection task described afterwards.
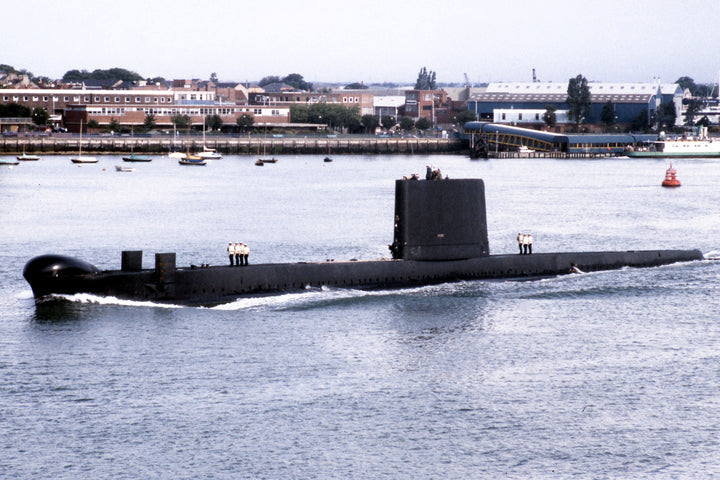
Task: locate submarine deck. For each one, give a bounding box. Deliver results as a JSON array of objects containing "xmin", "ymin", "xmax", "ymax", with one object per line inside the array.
[{"xmin": 93, "ymin": 249, "xmax": 703, "ymax": 306}]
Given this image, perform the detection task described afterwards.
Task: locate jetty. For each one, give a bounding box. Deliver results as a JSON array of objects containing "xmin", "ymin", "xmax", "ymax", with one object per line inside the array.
[{"xmin": 1, "ymin": 135, "xmax": 462, "ymax": 156}]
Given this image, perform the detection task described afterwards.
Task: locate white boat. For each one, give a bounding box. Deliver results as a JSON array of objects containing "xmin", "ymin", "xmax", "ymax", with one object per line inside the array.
[
  {"xmin": 17, "ymin": 148, "xmax": 40, "ymax": 161},
  {"xmin": 70, "ymin": 120, "xmax": 98, "ymax": 164},
  {"xmin": 198, "ymin": 121, "xmax": 222, "ymax": 159},
  {"xmin": 518, "ymin": 145, "xmax": 535, "ymax": 154},
  {"xmin": 168, "ymin": 152, "xmax": 185, "ymax": 159},
  {"xmin": 626, "ymin": 128, "xmax": 720, "ymax": 158}
]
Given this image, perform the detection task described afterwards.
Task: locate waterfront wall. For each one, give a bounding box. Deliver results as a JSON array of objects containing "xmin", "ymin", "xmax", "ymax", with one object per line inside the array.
[{"xmin": 1, "ymin": 136, "xmax": 464, "ymax": 155}]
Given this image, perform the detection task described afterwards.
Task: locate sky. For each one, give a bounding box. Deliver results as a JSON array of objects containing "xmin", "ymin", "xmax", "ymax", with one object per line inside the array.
[{"xmin": 2, "ymin": 0, "xmax": 720, "ymax": 86}]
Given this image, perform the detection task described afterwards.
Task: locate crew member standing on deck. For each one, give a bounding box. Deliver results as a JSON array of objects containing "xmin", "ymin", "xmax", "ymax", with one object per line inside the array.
[
  {"xmin": 517, "ymin": 233, "xmax": 523, "ymax": 254},
  {"xmin": 527, "ymin": 233, "xmax": 533, "ymax": 255},
  {"xmin": 522, "ymin": 234, "xmax": 529, "ymax": 255},
  {"xmin": 235, "ymin": 242, "xmax": 242, "ymax": 266},
  {"xmin": 243, "ymin": 243, "xmax": 250, "ymax": 266},
  {"xmin": 227, "ymin": 242, "xmax": 235, "ymax": 266}
]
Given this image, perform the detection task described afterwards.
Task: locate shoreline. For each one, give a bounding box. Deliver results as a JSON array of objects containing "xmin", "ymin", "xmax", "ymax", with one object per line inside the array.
[{"xmin": 1, "ymin": 136, "xmax": 464, "ymax": 155}]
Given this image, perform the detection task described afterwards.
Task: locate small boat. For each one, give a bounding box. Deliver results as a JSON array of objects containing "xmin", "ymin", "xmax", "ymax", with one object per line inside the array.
[
  {"xmin": 323, "ymin": 156, "xmax": 333, "ymax": 162},
  {"xmin": 17, "ymin": 149, "xmax": 40, "ymax": 161},
  {"xmin": 116, "ymin": 165, "xmax": 136, "ymax": 172},
  {"xmin": 254, "ymin": 159, "xmax": 264, "ymax": 166},
  {"xmin": 70, "ymin": 120, "xmax": 98, "ymax": 164},
  {"xmin": 198, "ymin": 123, "xmax": 222, "ymax": 159},
  {"xmin": 517, "ymin": 145, "xmax": 535, "ymax": 155},
  {"xmin": 179, "ymin": 157, "xmax": 206, "ymax": 166},
  {"xmin": 123, "ymin": 153, "xmax": 152, "ymax": 162},
  {"xmin": 168, "ymin": 151, "xmax": 185, "ymax": 159},
  {"xmin": 260, "ymin": 158, "xmax": 277, "ymax": 164},
  {"xmin": 661, "ymin": 163, "xmax": 681, "ymax": 187},
  {"xmin": 123, "ymin": 128, "xmax": 152, "ymax": 162},
  {"xmin": 1, "ymin": 158, "xmax": 20, "ymax": 166}
]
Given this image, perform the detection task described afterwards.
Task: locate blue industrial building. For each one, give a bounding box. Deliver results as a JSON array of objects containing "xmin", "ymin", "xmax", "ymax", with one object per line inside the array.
[{"xmin": 467, "ymin": 81, "xmax": 684, "ymax": 128}]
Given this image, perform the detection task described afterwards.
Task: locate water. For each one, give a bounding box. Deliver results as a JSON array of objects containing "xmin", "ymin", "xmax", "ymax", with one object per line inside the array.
[{"xmin": 1, "ymin": 154, "xmax": 720, "ymax": 479}]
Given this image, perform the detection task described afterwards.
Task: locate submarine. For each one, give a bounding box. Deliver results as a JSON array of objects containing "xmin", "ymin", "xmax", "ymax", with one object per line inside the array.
[{"xmin": 23, "ymin": 178, "xmax": 704, "ymax": 307}]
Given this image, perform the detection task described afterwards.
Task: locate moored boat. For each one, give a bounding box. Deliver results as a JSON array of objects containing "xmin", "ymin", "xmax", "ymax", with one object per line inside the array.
[
  {"xmin": 116, "ymin": 165, "xmax": 136, "ymax": 172},
  {"xmin": 179, "ymin": 157, "xmax": 206, "ymax": 166},
  {"xmin": 17, "ymin": 152, "xmax": 40, "ymax": 161},
  {"xmin": 70, "ymin": 120, "xmax": 98, "ymax": 164},
  {"xmin": 627, "ymin": 128, "xmax": 720, "ymax": 158}
]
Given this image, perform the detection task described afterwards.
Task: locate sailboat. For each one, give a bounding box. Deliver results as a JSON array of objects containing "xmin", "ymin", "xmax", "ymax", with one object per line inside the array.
[
  {"xmin": 71, "ymin": 120, "xmax": 98, "ymax": 164},
  {"xmin": 179, "ymin": 123, "xmax": 206, "ymax": 165},
  {"xmin": 197, "ymin": 119, "xmax": 222, "ymax": 159},
  {"xmin": 257, "ymin": 140, "xmax": 277, "ymax": 164},
  {"xmin": 17, "ymin": 145, "xmax": 40, "ymax": 161},
  {"xmin": 123, "ymin": 127, "xmax": 152, "ymax": 162}
]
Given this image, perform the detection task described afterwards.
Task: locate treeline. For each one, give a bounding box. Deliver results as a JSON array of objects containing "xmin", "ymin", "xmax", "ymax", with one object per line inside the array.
[{"xmin": 62, "ymin": 68, "xmax": 145, "ymax": 83}]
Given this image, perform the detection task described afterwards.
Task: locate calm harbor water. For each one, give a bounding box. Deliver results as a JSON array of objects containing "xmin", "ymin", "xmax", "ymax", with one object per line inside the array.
[{"xmin": 1, "ymin": 153, "xmax": 720, "ymax": 479}]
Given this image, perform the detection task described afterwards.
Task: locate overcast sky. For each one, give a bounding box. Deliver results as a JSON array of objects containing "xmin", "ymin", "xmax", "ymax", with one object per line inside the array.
[{"xmin": 3, "ymin": 0, "xmax": 719, "ymax": 86}]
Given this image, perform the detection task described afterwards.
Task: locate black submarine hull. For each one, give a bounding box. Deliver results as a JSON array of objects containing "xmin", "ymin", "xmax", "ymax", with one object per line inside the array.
[
  {"xmin": 24, "ymin": 249, "xmax": 703, "ymax": 307},
  {"xmin": 23, "ymin": 178, "xmax": 705, "ymax": 306}
]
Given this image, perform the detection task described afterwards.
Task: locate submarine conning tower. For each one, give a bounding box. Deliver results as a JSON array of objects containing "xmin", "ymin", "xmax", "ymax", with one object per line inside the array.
[{"xmin": 392, "ymin": 178, "xmax": 489, "ymax": 260}]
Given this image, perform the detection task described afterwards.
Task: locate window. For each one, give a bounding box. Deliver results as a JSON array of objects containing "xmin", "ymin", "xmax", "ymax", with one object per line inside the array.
[
  {"xmin": 94, "ymin": 97, "xmax": 100, "ymax": 102},
  {"xmin": 136, "ymin": 97, "xmax": 141, "ymax": 102},
  {"xmin": 501, "ymin": 113, "xmax": 506, "ymax": 120},
  {"xmin": 145, "ymin": 97, "xmax": 150, "ymax": 103},
  {"xmin": 64, "ymin": 96, "xmax": 70, "ymax": 101},
  {"xmin": 104, "ymin": 97, "xmax": 110, "ymax": 102},
  {"xmin": 518, "ymin": 113, "xmax": 523, "ymax": 120},
  {"xmin": 535, "ymin": 113, "xmax": 540, "ymax": 120},
  {"xmin": 115, "ymin": 97, "xmax": 120, "ymax": 102},
  {"xmin": 43, "ymin": 96, "xmax": 49, "ymax": 101},
  {"xmin": 126, "ymin": 97, "xmax": 131, "ymax": 103}
]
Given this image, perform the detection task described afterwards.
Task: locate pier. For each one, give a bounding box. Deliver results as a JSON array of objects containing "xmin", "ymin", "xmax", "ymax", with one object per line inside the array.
[{"xmin": 1, "ymin": 136, "xmax": 463, "ymax": 155}]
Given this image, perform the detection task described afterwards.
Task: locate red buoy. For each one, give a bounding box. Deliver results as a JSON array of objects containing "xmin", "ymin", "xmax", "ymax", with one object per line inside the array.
[{"xmin": 662, "ymin": 163, "xmax": 681, "ymax": 187}]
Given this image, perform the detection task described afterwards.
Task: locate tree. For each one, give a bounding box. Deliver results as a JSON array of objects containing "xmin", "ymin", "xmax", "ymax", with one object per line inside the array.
[
  {"xmin": 600, "ymin": 101, "xmax": 616, "ymax": 130},
  {"xmin": 87, "ymin": 119, "xmax": 100, "ymax": 130},
  {"xmin": 684, "ymin": 98, "xmax": 705, "ymax": 126},
  {"xmin": 259, "ymin": 75, "xmax": 281, "ymax": 87},
  {"xmin": 380, "ymin": 116, "xmax": 396, "ymax": 130},
  {"xmin": 344, "ymin": 82, "xmax": 368, "ymax": 90},
  {"xmin": 542, "ymin": 105, "xmax": 557, "ymax": 128},
  {"xmin": 236, "ymin": 114, "xmax": 254, "ymax": 132},
  {"xmin": 31, "ymin": 107, "xmax": 50, "ymax": 126},
  {"xmin": 143, "ymin": 113, "xmax": 156, "ymax": 131},
  {"xmin": 0, "ymin": 102, "xmax": 31, "ymax": 117},
  {"xmin": 171, "ymin": 114, "xmax": 190, "ymax": 129},
  {"xmin": 109, "ymin": 117, "xmax": 121, "ymax": 132},
  {"xmin": 630, "ymin": 111, "xmax": 649, "ymax": 132},
  {"xmin": 454, "ymin": 110, "xmax": 477, "ymax": 125},
  {"xmin": 399, "ymin": 116, "xmax": 415, "ymax": 131},
  {"xmin": 205, "ymin": 114, "xmax": 223, "ymax": 131},
  {"xmin": 657, "ymin": 102, "xmax": 677, "ymax": 130},
  {"xmin": 282, "ymin": 73, "xmax": 312, "ymax": 91},
  {"xmin": 415, "ymin": 117, "xmax": 431, "ymax": 130},
  {"xmin": 415, "ymin": 67, "xmax": 437, "ymax": 90},
  {"xmin": 210, "ymin": 72, "xmax": 218, "ymax": 83},
  {"xmin": 361, "ymin": 114, "xmax": 379, "ymax": 133},
  {"xmin": 566, "ymin": 74, "xmax": 591, "ymax": 130},
  {"xmin": 62, "ymin": 67, "xmax": 142, "ymax": 83}
]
